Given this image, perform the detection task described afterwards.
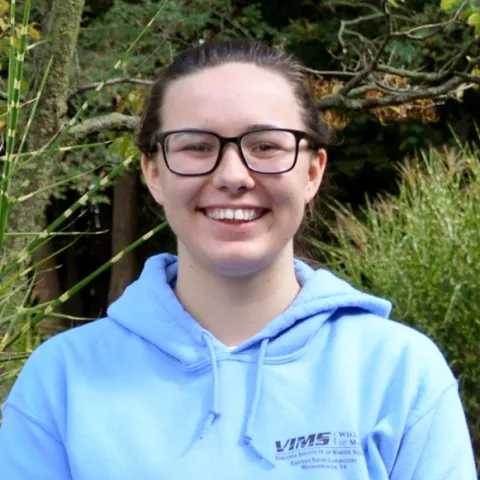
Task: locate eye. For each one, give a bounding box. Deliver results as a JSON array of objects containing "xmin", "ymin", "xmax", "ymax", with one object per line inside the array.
[
  {"xmin": 253, "ymin": 142, "xmax": 277, "ymax": 152},
  {"xmin": 186, "ymin": 143, "xmax": 212, "ymax": 153}
]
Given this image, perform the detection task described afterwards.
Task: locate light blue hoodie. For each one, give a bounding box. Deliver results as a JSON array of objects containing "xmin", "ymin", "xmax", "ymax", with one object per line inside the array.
[{"xmin": 0, "ymin": 254, "xmax": 476, "ymax": 479}]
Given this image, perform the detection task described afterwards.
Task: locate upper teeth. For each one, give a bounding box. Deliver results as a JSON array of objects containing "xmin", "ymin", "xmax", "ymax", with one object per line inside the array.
[{"xmin": 205, "ymin": 208, "xmax": 261, "ymax": 221}]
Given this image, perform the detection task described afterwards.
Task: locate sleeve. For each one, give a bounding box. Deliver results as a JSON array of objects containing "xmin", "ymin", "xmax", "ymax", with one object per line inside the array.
[
  {"xmin": 0, "ymin": 402, "xmax": 72, "ymax": 479},
  {"xmin": 389, "ymin": 383, "xmax": 477, "ymax": 480},
  {"xmin": 0, "ymin": 338, "xmax": 72, "ymax": 479}
]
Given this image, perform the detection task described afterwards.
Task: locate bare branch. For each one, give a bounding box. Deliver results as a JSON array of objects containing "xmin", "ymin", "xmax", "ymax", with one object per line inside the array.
[
  {"xmin": 338, "ymin": 13, "xmax": 382, "ymax": 48},
  {"xmin": 456, "ymin": 72, "xmax": 480, "ymax": 85},
  {"xmin": 376, "ymin": 65, "xmax": 446, "ymax": 82},
  {"xmin": 323, "ymin": 1, "xmax": 381, "ymax": 14},
  {"xmin": 345, "ymin": 84, "xmax": 379, "ymax": 97},
  {"xmin": 68, "ymin": 113, "xmax": 140, "ymax": 141},
  {"xmin": 339, "ymin": 1, "xmax": 392, "ymax": 95},
  {"xmin": 317, "ymin": 76, "xmax": 464, "ymax": 111},
  {"xmin": 392, "ymin": 0, "xmax": 468, "ymax": 40},
  {"xmin": 70, "ymin": 77, "xmax": 154, "ymax": 99},
  {"xmin": 304, "ymin": 67, "xmax": 356, "ymax": 77},
  {"xmin": 441, "ymin": 36, "xmax": 480, "ymax": 75}
]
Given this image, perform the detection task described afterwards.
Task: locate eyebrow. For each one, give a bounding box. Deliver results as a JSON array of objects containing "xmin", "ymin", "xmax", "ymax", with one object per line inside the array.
[{"xmin": 245, "ymin": 123, "xmax": 282, "ymax": 131}]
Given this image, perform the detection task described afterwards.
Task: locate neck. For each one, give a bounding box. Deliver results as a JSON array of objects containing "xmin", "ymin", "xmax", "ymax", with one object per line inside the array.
[{"xmin": 174, "ymin": 247, "xmax": 300, "ymax": 346}]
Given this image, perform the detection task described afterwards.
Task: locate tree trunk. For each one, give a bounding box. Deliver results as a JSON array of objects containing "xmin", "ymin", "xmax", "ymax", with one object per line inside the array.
[
  {"xmin": 7, "ymin": 0, "xmax": 85, "ymax": 333},
  {"xmin": 30, "ymin": 242, "xmax": 65, "ymax": 335},
  {"xmin": 107, "ymin": 169, "xmax": 138, "ymax": 304}
]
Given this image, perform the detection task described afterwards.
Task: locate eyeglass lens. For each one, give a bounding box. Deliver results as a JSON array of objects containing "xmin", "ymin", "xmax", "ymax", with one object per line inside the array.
[{"xmin": 164, "ymin": 130, "xmax": 297, "ymax": 175}]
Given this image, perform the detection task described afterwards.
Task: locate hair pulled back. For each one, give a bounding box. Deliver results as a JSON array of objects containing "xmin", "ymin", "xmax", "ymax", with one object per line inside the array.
[{"xmin": 137, "ymin": 39, "xmax": 331, "ymax": 156}]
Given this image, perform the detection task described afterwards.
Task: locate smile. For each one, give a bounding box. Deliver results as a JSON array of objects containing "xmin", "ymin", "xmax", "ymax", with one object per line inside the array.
[{"xmin": 202, "ymin": 208, "xmax": 267, "ymax": 222}]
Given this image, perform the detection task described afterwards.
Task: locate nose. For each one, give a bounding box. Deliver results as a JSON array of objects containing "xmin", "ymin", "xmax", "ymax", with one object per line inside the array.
[{"xmin": 211, "ymin": 143, "xmax": 255, "ymax": 192}]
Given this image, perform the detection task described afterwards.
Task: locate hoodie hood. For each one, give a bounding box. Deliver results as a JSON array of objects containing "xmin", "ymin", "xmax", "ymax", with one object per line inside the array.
[
  {"xmin": 107, "ymin": 253, "xmax": 391, "ymax": 367},
  {"xmin": 107, "ymin": 253, "xmax": 392, "ymax": 466}
]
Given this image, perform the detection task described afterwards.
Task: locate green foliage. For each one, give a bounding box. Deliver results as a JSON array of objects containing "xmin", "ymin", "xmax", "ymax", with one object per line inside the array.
[
  {"xmin": 441, "ymin": 0, "xmax": 462, "ymax": 10},
  {"xmin": 0, "ymin": 0, "xmax": 168, "ymax": 406},
  {"xmin": 311, "ymin": 143, "xmax": 480, "ymax": 470},
  {"xmin": 77, "ymin": 0, "xmax": 274, "ymax": 88},
  {"xmin": 467, "ymin": 12, "xmax": 480, "ymax": 35}
]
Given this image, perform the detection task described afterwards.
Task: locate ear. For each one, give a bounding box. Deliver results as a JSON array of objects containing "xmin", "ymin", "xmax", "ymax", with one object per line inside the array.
[
  {"xmin": 141, "ymin": 153, "xmax": 164, "ymax": 205},
  {"xmin": 304, "ymin": 148, "xmax": 327, "ymax": 204}
]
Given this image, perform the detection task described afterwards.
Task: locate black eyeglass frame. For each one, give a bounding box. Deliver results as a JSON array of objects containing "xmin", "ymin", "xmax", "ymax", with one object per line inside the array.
[{"xmin": 151, "ymin": 128, "xmax": 322, "ymax": 177}]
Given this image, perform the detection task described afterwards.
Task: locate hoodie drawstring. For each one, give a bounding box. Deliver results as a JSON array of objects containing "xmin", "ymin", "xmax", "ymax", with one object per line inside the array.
[
  {"xmin": 243, "ymin": 338, "xmax": 274, "ymax": 466},
  {"xmin": 199, "ymin": 333, "xmax": 221, "ymax": 439},
  {"xmin": 200, "ymin": 335, "xmax": 274, "ymax": 466}
]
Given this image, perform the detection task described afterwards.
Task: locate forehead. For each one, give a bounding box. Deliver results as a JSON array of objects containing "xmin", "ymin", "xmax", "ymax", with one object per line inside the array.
[{"xmin": 161, "ymin": 62, "xmax": 303, "ymax": 132}]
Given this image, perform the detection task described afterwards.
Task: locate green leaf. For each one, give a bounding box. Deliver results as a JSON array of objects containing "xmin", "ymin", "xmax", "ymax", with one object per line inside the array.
[
  {"xmin": 0, "ymin": 16, "xmax": 8, "ymax": 32},
  {"xmin": 460, "ymin": 8, "xmax": 477, "ymax": 21},
  {"xmin": 467, "ymin": 12, "xmax": 480, "ymax": 33},
  {"xmin": 27, "ymin": 23, "xmax": 42, "ymax": 41},
  {"xmin": 440, "ymin": 0, "xmax": 460, "ymax": 11},
  {"xmin": 0, "ymin": 0, "xmax": 8, "ymax": 17}
]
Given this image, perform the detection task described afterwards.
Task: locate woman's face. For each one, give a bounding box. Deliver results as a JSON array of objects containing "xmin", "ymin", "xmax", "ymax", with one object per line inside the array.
[{"xmin": 142, "ymin": 62, "xmax": 327, "ymax": 277}]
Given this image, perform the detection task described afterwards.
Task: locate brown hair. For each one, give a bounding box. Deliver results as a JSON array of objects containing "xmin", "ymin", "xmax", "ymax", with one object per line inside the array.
[{"xmin": 137, "ymin": 39, "xmax": 333, "ymax": 155}]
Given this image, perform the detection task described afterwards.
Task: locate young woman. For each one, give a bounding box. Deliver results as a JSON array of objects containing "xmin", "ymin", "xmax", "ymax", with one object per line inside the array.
[{"xmin": 0, "ymin": 40, "xmax": 476, "ymax": 479}]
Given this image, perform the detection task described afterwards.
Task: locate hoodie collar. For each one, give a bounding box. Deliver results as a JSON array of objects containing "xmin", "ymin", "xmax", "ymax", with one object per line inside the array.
[{"xmin": 107, "ymin": 253, "xmax": 391, "ymax": 368}]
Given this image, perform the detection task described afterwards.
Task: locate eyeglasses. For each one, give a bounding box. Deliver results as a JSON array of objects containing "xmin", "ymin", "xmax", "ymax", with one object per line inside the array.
[{"xmin": 151, "ymin": 128, "xmax": 320, "ymax": 176}]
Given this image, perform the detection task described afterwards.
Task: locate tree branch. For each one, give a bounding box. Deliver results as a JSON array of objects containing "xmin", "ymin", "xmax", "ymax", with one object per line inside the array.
[
  {"xmin": 456, "ymin": 72, "xmax": 480, "ymax": 85},
  {"xmin": 68, "ymin": 113, "xmax": 140, "ymax": 141},
  {"xmin": 70, "ymin": 77, "xmax": 154, "ymax": 99},
  {"xmin": 323, "ymin": 1, "xmax": 381, "ymax": 14},
  {"xmin": 304, "ymin": 67, "xmax": 356, "ymax": 77},
  {"xmin": 339, "ymin": 1, "xmax": 392, "ymax": 95},
  {"xmin": 317, "ymin": 76, "xmax": 464, "ymax": 111},
  {"xmin": 376, "ymin": 65, "xmax": 447, "ymax": 82},
  {"xmin": 392, "ymin": 0, "xmax": 468, "ymax": 40},
  {"xmin": 441, "ymin": 36, "xmax": 480, "ymax": 75}
]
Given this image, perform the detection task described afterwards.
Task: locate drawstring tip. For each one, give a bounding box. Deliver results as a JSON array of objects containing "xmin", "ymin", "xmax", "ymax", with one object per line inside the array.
[
  {"xmin": 244, "ymin": 436, "xmax": 276, "ymax": 468},
  {"xmin": 199, "ymin": 411, "xmax": 220, "ymax": 440}
]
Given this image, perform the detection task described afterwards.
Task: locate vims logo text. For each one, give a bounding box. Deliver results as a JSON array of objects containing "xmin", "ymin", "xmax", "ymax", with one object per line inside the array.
[{"xmin": 275, "ymin": 432, "xmax": 331, "ymax": 453}]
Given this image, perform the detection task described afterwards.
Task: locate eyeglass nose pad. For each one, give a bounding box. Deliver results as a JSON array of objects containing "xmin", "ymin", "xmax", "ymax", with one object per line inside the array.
[
  {"xmin": 217, "ymin": 140, "xmax": 246, "ymax": 167},
  {"xmin": 211, "ymin": 142, "xmax": 255, "ymax": 188}
]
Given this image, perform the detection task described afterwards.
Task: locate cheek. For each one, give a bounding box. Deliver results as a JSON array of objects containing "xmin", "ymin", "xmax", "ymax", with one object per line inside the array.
[
  {"xmin": 268, "ymin": 172, "xmax": 309, "ymax": 208},
  {"xmin": 160, "ymin": 179, "xmax": 202, "ymax": 217}
]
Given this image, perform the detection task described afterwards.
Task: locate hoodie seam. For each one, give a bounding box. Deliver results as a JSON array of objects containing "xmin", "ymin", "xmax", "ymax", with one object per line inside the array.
[
  {"xmin": 403, "ymin": 381, "xmax": 458, "ymax": 433},
  {"xmin": 3, "ymin": 400, "xmax": 63, "ymax": 445},
  {"xmin": 110, "ymin": 316, "xmax": 212, "ymax": 371}
]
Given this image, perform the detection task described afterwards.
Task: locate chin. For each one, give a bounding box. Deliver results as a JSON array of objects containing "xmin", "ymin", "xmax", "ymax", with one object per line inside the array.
[{"xmin": 198, "ymin": 245, "xmax": 286, "ymax": 278}]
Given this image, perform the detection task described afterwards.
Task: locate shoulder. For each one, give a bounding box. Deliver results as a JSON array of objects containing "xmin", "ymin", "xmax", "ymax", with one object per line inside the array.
[
  {"xmin": 4, "ymin": 318, "xmax": 119, "ymax": 403},
  {"xmin": 333, "ymin": 309, "xmax": 449, "ymax": 367},
  {"xmin": 327, "ymin": 311, "xmax": 456, "ymax": 419},
  {"xmin": 331, "ymin": 312, "xmax": 456, "ymax": 388},
  {"xmin": 27, "ymin": 317, "xmax": 121, "ymax": 363}
]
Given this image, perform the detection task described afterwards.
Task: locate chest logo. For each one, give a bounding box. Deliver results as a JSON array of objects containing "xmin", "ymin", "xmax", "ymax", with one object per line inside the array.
[{"xmin": 274, "ymin": 431, "xmax": 363, "ymax": 473}]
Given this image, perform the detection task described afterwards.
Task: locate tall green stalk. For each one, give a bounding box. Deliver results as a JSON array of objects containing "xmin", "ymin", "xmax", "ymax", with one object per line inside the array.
[{"xmin": 0, "ymin": 0, "xmax": 31, "ymax": 246}]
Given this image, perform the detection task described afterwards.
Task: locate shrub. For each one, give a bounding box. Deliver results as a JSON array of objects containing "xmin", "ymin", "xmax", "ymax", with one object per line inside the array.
[{"xmin": 311, "ymin": 144, "xmax": 480, "ymax": 471}]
